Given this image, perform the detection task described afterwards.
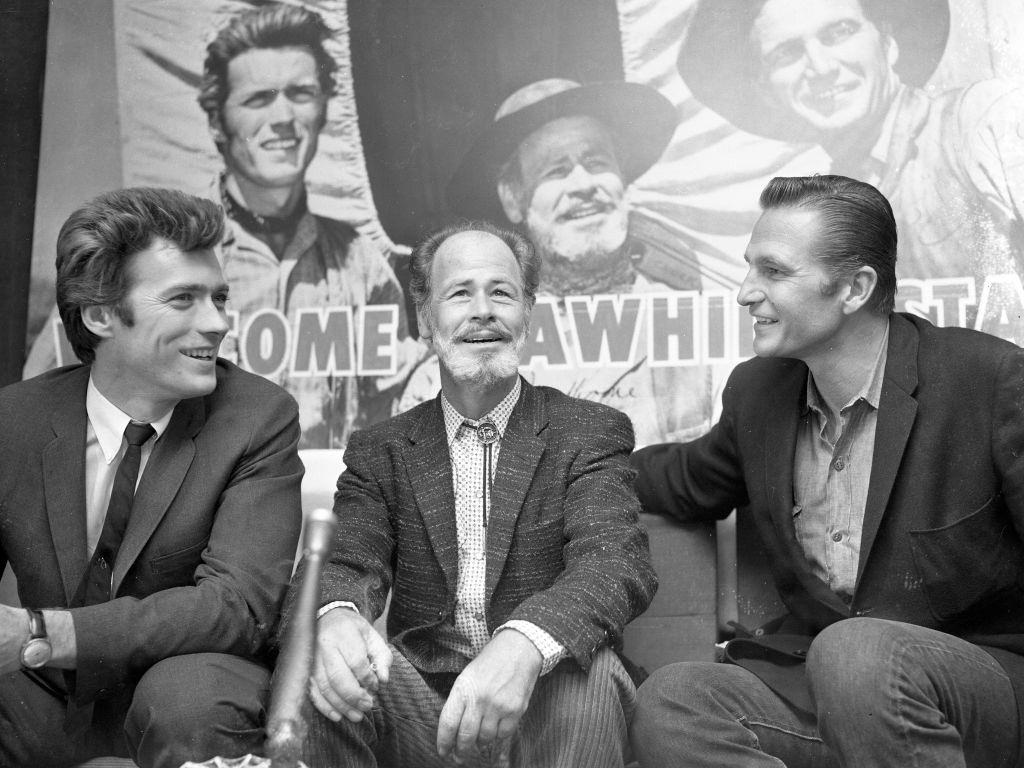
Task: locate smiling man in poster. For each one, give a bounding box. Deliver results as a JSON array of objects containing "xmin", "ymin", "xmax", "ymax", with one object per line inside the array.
[
  {"xmin": 439, "ymin": 78, "xmax": 729, "ymax": 446},
  {"xmin": 677, "ymin": 0, "xmax": 1024, "ymax": 342},
  {"xmin": 24, "ymin": 2, "xmax": 421, "ymax": 450}
]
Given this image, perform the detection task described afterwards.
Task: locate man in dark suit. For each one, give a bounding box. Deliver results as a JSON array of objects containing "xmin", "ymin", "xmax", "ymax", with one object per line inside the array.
[
  {"xmin": 629, "ymin": 175, "xmax": 1024, "ymax": 767},
  {"xmin": 295, "ymin": 220, "xmax": 656, "ymax": 767},
  {"xmin": 0, "ymin": 188, "xmax": 304, "ymax": 767}
]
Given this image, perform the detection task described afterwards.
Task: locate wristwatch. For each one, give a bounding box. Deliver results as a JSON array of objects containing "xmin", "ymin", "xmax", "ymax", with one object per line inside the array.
[{"xmin": 20, "ymin": 608, "xmax": 52, "ymax": 669}]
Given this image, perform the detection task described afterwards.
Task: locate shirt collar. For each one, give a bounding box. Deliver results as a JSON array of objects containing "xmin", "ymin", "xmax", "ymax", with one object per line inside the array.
[
  {"xmin": 866, "ymin": 86, "xmax": 905, "ymax": 168},
  {"xmin": 806, "ymin": 321, "xmax": 890, "ymax": 416},
  {"xmin": 87, "ymin": 377, "xmax": 175, "ymax": 464},
  {"xmin": 441, "ymin": 377, "xmax": 522, "ymax": 446}
]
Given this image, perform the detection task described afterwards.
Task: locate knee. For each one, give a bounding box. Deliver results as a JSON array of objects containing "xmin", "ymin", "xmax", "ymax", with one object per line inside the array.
[
  {"xmin": 806, "ymin": 618, "xmax": 901, "ymax": 712},
  {"xmin": 635, "ymin": 662, "xmax": 740, "ymax": 722},
  {"xmin": 127, "ymin": 653, "xmax": 270, "ymax": 765}
]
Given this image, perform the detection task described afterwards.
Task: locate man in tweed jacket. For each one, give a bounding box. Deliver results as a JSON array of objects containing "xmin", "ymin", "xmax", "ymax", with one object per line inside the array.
[{"xmin": 293, "ymin": 220, "xmax": 656, "ymax": 767}]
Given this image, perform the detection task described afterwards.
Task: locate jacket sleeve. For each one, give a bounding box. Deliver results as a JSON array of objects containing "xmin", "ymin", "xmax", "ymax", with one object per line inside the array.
[
  {"xmin": 993, "ymin": 345, "xmax": 1024, "ymax": 536},
  {"xmin": 630, "ymin": 366, "xmax": 750, "ymax": 523},
  {"xmin": 284, "ymin": 427, "xmax": 395, "ymax": 631},
  {"xmin": 505, "ymin": 407, "xmax": 657, "ymax": 668},
  {"xmin": 68, "ymin": 389, "xmax": 304, "ymax": 703}
]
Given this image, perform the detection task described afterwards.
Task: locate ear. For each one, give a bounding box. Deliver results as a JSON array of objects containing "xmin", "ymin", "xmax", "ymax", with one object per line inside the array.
[
  {"xmin": 841, "ymin": 266, "xmax": 879, "ymax": 315},
  {"xmin": 208, "ymin": 111, "xmax": 227, "ymax": 145},
  {"xmin": 497, "ymin": 180, "xmax": 525, "ymax": 224},
  {"xmin": 81, "ymin": 304, "xmax": 117, "ymax": 340},
  {"xmin": 416, "ymin": 304, "xmax": 432, "ymax": 343},
  {"xmin": 885, "ymin": 34, "xmax": 899, "ymax": 72}
]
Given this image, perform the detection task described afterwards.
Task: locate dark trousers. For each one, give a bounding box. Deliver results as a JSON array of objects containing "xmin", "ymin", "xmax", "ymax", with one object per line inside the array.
[{"xmin": 0, "ymin": 652, "xmax": 270, "ymax": 768}]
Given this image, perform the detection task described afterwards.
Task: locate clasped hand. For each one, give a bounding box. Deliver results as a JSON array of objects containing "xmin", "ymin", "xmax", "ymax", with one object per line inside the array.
[
  {"xmin": 436, "ymin": 628, "xmax": 542, "ymax": 766},
  {"xmin": 309, "ymin": 607, "xmax": 392, "ymax": 723}
]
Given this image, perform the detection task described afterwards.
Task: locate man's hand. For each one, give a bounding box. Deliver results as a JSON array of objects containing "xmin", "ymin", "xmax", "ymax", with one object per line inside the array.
[
  {"xmin": 437, "ymin": 629, "xmax": 543, "ymax": 766},
  {"xmin": 309, "ymin": 608, "xmax": 392, "ymax": 723},
  {"xmin": 0, "ymin": 604, "xmax": 30, "ymax": 674}
]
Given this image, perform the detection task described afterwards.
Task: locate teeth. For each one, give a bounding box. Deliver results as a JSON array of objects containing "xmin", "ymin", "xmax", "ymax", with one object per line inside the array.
[
  {"xmin": 263, "ymin": 138, "xmax": 298, "ymax": 149},
  {"xmin": 184, "ymin": 350, "xmax": 213, "ymax": 359}
]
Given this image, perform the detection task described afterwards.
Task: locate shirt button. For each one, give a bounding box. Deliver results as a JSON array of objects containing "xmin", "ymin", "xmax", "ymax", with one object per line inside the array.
[
  {"xmin": 832, "ymin": 531, "xmax": 843, "ymax": 542},
  {"xmin": 833, "ymin": 458, "xmax": 845, "ymax": 471},
  {"xmin": 473, "ymin": 612, "xmax": 485, "ymax": 622}
]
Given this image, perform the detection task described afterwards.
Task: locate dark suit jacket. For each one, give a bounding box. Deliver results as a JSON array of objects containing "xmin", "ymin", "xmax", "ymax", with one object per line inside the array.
[
  {"xmin": 0, "ymin": 360, "xmax": 304, "ymax": 705},
  {"xmin": 305, "ymin": 379, "xmax": 657, "ymax": 673},
  {"xmin": 632, "ymin": 313, "xmax": 1024, "ymax": 762}
]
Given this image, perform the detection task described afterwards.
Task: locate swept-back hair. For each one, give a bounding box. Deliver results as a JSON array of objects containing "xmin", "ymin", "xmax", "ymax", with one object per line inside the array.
[
  {"xmin": 760, "ymin": 174, "xmax": 897, "ymax": 315},
  {"xmin": 56, "ymin": 187, "xmax": 224, "ymax": 364},
  {"xmin": 197, "ymin": 2, "xmax": 336, "ymax": 120}
]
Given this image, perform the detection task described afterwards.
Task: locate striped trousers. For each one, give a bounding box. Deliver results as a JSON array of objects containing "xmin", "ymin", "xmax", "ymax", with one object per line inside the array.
[{"xmin": 301, "ymin": 645, "xmax": 635, "ymax": 768}]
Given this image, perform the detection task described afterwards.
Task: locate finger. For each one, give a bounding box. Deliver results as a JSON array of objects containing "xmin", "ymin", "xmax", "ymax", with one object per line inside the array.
[
  {"xmin": 437, "ymin": 690, "xmax": 467, "ymax": 758},
  {"xmin": 476, "ymin": 711, "xmax": 500, "ymax": 752},
  {"xmin": 495, "ymin": 736, "xmax": 513, "ymax": 768},
  {"xmin": 365, "ymin": 632, "xmax": 394, "ymax": 686},
  {"xmin": 454, "ymin": 704, "xmax": 483, "ymax": 764},
  {"xmin": 315, "ymin": 649, "xmax": 374, "ymax": 716},
  {"xmin": 308, "ymin": 676, "xmax": 354, "ymax": 723},
  {"xmin": 347, "ymin": 651, "xmax": 380, "ymax": 694}
]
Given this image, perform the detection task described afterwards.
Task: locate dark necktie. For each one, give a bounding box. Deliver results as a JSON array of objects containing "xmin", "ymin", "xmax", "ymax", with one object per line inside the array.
[{"xmin": 74, "ymin": 421, "xmax": 155, "ymax": 606}]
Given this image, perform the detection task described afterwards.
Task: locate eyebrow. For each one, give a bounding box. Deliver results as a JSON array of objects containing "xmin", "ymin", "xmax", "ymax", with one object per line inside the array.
[{"xmin": 164, "ymin": 282, "xmax": 230, "ymax": 295}]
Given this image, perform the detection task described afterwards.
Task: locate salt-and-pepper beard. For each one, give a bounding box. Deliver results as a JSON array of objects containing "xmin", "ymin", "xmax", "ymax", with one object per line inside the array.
[
  {"xmin": 430, "ymin": 311, "xmax": 531, "ymax": 388},
  {"xmin": 526, "ymin": 207, "xmax": 632, "ymax": 295}
]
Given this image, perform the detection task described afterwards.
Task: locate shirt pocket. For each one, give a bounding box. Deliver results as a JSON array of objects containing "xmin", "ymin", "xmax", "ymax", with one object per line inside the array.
[{"xmin": 908, "ymin": 495, "xmax": 1024, "ymax": 622}]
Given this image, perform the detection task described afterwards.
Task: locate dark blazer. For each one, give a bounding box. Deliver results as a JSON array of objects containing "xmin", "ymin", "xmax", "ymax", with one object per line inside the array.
[
  {"xmin": 0, "ymin": 360, "xmax": 304, "ymax": 704},
  {"xmin": 307, "ymin": 379, "xmax": 657, "ymax": 673},
  {"xmin": 633, "ymin": 313, "xmax": 1024, "ymax": 761}
]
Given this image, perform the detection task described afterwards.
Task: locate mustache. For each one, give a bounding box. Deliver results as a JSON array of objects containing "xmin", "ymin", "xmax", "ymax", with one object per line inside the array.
[{"xmin": 455, "ymin": 322, "xmax": 513, "ymax": 342}]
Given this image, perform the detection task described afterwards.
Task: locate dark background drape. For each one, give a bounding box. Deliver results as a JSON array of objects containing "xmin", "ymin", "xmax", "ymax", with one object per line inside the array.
[
  {"xmin": 2, "ymin": 0, "xmax": 623, "ymax": 382},
  {"xmin": 1, "ymin": 0, "xmax": 48, "ymax": 386},
  {"xmin": 347, "ymin": 0, "xmax": 624, "ymax": 246}
]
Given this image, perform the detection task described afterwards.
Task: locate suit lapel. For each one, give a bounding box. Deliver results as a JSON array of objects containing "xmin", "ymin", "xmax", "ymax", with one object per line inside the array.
[
  {"xmin": 112, "ymin": 397, "xmax": 202, "ymax": 595},
  {"xmin": 43, "ymin": 373, "xmax": 90, "ymax": 603},
  {"xmin": 405, "ymin": 398, "xmax": 460, "ymax": 599},
  {"xmin": 761, "ymin": 361, "xmax": 804, "ymax": 547},
  {"xmin": 485, "ymin": 383, "xmax": 546, "ymax": 604},
  {"xmin": 856, "ymin": 315, "xmax": 919, "ymax": 583}
]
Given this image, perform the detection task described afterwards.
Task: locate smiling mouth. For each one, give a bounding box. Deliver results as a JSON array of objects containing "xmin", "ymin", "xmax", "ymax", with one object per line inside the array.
[
  {"xmin": 804, "ymin": 82, "xmax": 856, "ymax": 108},
  {"xmin": 560, "ymin": 203, "xmax": 611, "ymax": 222},
  {"xmin": 753, "ymin": 316, "xmax": 778, "ymax": 326},
  {"xmin": 182, "ymin": 349, "xmax": 216, "ymax": 361},
  {"xmin": 261, "ymin": 137, "xmax": 300, "ymax": 151}
]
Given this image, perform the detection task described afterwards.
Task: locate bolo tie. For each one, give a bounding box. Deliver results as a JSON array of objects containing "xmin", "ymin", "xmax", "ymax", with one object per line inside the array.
[{"xmin": 464, "ymin": 419, "xmax": 499, "ymax": 532}]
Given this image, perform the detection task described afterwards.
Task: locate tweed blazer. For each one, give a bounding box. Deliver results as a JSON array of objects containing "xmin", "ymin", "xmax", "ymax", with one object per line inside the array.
[
  {"xmin": 0, "ymin": 361, "xmax": 304, "ymax": 704},
  {"xmin": 310, "ymin": 378, "xmax": 657, "ymax": 673},
  {"xmin": 633, "ymin": 312, "xmax": 1024, "ymax": 763}
]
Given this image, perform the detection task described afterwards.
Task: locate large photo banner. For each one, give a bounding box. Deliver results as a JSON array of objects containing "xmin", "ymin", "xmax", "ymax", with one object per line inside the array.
[{"xmin": 24, "ymin": 0, "xmax": 1024, "ymax": 450}]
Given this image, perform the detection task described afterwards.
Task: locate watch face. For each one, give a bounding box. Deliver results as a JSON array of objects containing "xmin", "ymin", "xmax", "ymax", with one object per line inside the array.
[{"xmin": 21, "ymin": 638, "xmax": 52, "ymax": 669}]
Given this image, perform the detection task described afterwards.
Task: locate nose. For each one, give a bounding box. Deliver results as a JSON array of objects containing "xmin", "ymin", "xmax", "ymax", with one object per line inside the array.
[
  {"xmin": 804, "ymin": 40, "xmax": 838, "ymax": 77},
  {"xmin": 199, "ymin": 297, "xmax": 230, "ymax": 338},
  {"xmin": 470, "ymin": 290, "xmax": 495, "ymax": 320},
  {"xmin": 267, "ymin": 91, "xmax": 296, "ymax": 126},
  {"xmin": 737, "ymin": 268, "xmax": 763, "ymax": 307},
  {"xmin": 564, "ymin": 163, "xmax": 599, "ymax": 195}
]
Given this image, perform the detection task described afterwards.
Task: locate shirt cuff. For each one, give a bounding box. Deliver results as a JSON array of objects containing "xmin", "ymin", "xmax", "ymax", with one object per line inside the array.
[
  {"xmin": 498, "ymin": 620, "xmax": 567, "ymax": 676},
  {"xmin": 316, "ymin": 601, "xmax": 360, "ymax": 620}
]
